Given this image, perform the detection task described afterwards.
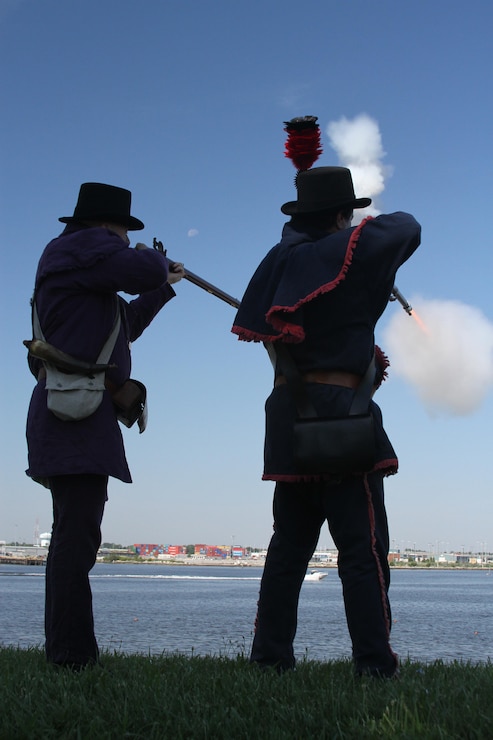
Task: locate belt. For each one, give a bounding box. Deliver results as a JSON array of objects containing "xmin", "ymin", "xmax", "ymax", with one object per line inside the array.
[{"xmin": 274, "ymin": 370, "xmax": 363, "ymax": 389}]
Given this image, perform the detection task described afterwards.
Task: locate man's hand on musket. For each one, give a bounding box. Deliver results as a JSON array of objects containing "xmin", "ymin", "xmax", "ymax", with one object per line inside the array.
[
  {"xmin": 166, "ymin": 261, "xmax": 185, "ymax": 284},
  {"xmin": 135, "ymin": 242, "xmax": 185, "ymax": 284}
]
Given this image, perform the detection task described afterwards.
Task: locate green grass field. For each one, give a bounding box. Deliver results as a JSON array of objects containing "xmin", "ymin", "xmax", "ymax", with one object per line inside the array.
[{"xmin": 1, "ymin": 647, "xmax": 492, "ymax": 739}]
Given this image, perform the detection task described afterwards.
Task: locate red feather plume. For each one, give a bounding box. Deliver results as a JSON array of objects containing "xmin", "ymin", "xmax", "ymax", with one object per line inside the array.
[{"xmin": 284, "ymin": 115, "xmax": 322, "ymax": 171}]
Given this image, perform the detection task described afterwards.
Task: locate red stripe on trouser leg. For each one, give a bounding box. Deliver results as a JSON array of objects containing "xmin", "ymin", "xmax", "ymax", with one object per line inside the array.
[{"xmin": 364, "ymin": 473, "xmax": 399, "ymax": 668}]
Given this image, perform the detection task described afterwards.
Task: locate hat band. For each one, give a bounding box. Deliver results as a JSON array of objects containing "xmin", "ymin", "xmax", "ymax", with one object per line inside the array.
[{"xmin": 296, "ymin": 198, "xmax": 356, "ymax": 211}]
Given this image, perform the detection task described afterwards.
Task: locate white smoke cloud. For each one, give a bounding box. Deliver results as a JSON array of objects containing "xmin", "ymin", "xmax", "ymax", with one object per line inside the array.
[
  {"xmin": 326, "ymin": 114, "xmax": 391, "ymax": 220},
  {"xmin": 383, "ymin": 298, "xmax": 493, "ymax": 416},
  {"xmin": 326, "ymin": 113, "xmax": 493, "ymax": 416},
  {"xmin": 188, "ymin": 229, "xmax": 199, "ymax": 237}
]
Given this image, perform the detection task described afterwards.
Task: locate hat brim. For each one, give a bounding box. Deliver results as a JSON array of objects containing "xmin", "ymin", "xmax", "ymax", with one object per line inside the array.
[
  {"xmin": 281, "ymin": 197, "xmax": 372, "ymax": 216},
  {"xmin": 59, "ymin": 215, "xmax": 145, "ymax": 231}
]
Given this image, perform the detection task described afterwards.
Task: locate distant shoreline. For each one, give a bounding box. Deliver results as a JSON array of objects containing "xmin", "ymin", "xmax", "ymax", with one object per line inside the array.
[
  {"xmin": 1, "ymin": 555, "xmax": 491, "ymax": 571},
  {"xmin": 98, "ymin": 560, "xmax": 490, "ymax": 571}
]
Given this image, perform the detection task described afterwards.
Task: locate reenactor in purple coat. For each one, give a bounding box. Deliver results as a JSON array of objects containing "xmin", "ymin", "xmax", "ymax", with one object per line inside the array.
[{"xmin": 26, "ymin": 182, "xmax": 184, "ymax": 669}]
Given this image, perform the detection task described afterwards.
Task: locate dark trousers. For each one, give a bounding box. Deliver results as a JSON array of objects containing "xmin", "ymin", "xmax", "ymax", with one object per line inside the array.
[
  {"xmin": 45, "ymin": 474, "xmax": 107, "ymax": 666},
  {"xmin": 250, "ymin": 473, "xmax": 398, "ymax": 676}
]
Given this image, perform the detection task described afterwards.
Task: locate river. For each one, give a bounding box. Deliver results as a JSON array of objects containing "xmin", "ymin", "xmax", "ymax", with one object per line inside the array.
[{"xmin": 1, "ymin": 563, "xmax": 491, "ymax": 664}]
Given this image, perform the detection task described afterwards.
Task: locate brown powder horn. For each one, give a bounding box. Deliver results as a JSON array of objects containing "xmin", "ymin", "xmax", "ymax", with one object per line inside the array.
[{"xmin": 24, "ymin": 339, "xmax": 117, "ymax": 375}]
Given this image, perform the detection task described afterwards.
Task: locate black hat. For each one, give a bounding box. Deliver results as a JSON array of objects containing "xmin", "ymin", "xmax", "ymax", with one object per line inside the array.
[
  {"xmin": 59, "ymin": 182, "xmax": 144, "ymax": 230},
  {"xmin": 281, "ymin": 166, "xmax": 371, "ymax": 216}
]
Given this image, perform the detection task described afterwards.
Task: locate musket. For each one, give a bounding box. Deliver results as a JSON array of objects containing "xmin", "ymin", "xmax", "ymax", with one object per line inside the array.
[
  {"xmin": 155, "ymin": 238, "xmax": 413, "ymax": 318},
  {"xmin": 25, "ymin": 251, "xmax": 412, "ymax": 372}
]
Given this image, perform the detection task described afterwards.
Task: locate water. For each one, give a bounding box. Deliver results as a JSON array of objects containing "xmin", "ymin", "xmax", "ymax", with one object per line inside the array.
[{"xmin": 1, "ymin": 563, "xmax": 491, "ymax": 664}]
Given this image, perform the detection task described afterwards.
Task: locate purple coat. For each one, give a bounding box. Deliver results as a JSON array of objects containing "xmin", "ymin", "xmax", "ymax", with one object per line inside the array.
[{"xmin": 26, "ymin": 226, "xmax": 175, "ymax": 486}]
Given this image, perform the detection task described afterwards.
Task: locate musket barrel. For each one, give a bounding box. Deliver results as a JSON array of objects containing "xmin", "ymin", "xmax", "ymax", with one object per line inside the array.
[
  {"xmin": 390, "ymin": 286, "xmax": 413, "ymax": 315},
  {"xmin": 182, "ymin": 269, "xmax": 240, "ymax": 309}
]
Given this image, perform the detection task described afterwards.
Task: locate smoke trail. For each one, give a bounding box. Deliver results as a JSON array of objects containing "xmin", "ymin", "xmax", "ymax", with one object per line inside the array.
[
  {"xmin": 383, "ymin": 297, "xmax": 493, "ymax": 415},
  {"xmin": 326, "ymin": 114, "xmax": 392, "ymax": 221}
]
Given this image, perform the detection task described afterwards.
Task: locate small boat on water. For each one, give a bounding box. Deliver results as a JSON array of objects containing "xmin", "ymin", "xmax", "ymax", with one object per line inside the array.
[{"xmin": 304, "ymin": 570, "xmax": 328, "ymax": 582}]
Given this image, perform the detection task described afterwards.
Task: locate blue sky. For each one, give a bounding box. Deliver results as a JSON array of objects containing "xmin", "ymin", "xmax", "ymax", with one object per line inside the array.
[{"xmin": 1, "ymin": 0, "xmax": 492, "ymax": 554}]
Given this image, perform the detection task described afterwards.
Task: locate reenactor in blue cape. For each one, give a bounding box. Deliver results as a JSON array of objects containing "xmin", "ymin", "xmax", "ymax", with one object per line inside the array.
[{"xmin": 233, "ymin": 157, "xmax": 421, "ymax": 677}]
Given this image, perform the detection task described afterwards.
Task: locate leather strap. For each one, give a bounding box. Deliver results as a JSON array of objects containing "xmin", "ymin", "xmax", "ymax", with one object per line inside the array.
[
  {"xmin": 271, "ymin": 341, "xmax": 375, "ymax": 419},
  {"xmin": 275, "ymin": 370, "xmax": 362, "ymax": 389},
  {"xmin": 31, "ymin": 295, "xmax": 121, "ymax": 371}
]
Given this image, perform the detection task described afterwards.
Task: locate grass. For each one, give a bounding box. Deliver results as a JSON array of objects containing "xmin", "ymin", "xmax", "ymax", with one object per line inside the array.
[{"xmin": 1, "ymin": 647, "xmax": 492, "ymax": 739}]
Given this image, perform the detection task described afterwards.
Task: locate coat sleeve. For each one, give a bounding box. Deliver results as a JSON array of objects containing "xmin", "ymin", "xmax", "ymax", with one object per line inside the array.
[
  {"xmin": 355, "ymin": 212, "xmax": 421, "ymax": 282},
  {"xmin": 123, "ymin": 284, "xmax": 176, "ymax": 342},
  {"xmin": 79, "ymin": 246, "xmax": 171, "ymax": 295}
]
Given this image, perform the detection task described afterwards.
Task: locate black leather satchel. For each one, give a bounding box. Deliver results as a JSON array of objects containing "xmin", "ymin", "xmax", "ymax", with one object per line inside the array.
[
  {"xmin": 111, "ymin": 379, "xmax": 148, "ymax": 433},
  {"xmin": 293, "ymin": 413, "xmax": 376, "ymax": 474},
  {"xmin": 273, "ymin": 344, "xmax": 377, "ymax": 475}
]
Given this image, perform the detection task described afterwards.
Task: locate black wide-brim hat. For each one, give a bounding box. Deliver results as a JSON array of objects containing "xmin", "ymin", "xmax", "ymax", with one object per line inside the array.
[
  {"xmin": 281, "ymin": 166, "xmax": 371, "ymax": 215},
  {"xmin": 59, "ymin": 182, "xmax": 144, "ymax": 230}
]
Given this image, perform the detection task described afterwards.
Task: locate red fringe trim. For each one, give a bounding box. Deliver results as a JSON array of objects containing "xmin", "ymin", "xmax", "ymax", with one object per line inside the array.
[
  {"xmin": 374, "ymin": 459, "xmax": 398, "ymax": 475},
  {"xmin": 262, "ymin": 458, "xmax": 398, "ymax": 483},
  {"xmin": 230, "ymin": 325, "xmax": 298, "ymax": 343},
  {"xmin": 375, "ymin": 345, "xmax": 391, "ymax": 386}
]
